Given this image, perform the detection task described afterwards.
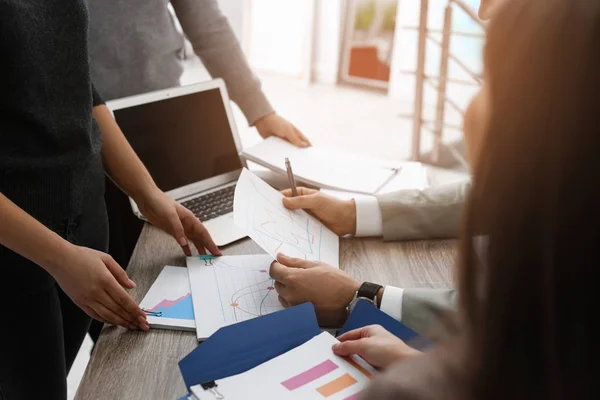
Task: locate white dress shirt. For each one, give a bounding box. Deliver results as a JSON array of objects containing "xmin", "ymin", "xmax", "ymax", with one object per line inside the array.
[{"xmin": 354, "ymin": 196, "xmax": 405, "ymax": 321}]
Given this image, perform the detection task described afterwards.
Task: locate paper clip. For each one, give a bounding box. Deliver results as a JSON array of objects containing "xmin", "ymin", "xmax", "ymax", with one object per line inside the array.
[
  {"xmin": 200, "ymin": 254, "xmax": 217, "ymax": 266},
  {"xmin": 201, "ymin": 381, "xmax": 224, "ymax": 399},
  {"xmin": 142, "ymin": 309, "xmax": 162, "ymax": 317}
]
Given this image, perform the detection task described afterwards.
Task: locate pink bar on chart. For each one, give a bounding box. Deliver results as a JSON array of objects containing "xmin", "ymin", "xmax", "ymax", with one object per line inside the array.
[
  {"xmin": 344, "ymin": 392, "xmax": 362, "ymax": 400},
  {"xmin": 281, "ymin": 360, "xmax": 339, "ymax": 390}
]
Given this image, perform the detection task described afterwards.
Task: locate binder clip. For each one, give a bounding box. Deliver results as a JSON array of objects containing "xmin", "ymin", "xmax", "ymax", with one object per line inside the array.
[
  {"xmin": 201, "ymin": 381, "xmax": 224, "ymax": 399},
  {"xmin": 199, "ymin": 255, "xmax": 216, "ymax": 266}
]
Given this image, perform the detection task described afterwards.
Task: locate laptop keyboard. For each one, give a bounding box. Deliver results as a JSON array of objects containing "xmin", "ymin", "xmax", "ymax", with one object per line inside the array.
[{"xmin": 181, "ymin": 185, "xmax": 235, "ymax": 222}]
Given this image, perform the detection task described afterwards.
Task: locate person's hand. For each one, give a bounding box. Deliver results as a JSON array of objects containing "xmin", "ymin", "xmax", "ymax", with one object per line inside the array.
[
  {"xmin": 332, "ymin": 325, "xmax": 421, "ymax": 369},
  {"xmin": 137, "ymin": 188, "xmax": 222, "ymax": 257},
  {"xmin": 49, "ymin": 245, "xmax": 149, "ymax": 330},
  {"xmin": 254, "ymin": 113, "xmax": 311, "ymax": 148},
  {"xmin": 270, "ymin": 253, "xmax": 360, "ymax": 326},
  {"xmin": 281, "ymin": 187, "xmax": 356, "ymax": 236}
]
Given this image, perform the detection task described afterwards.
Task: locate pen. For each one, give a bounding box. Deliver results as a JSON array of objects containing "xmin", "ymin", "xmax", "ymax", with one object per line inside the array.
[{"xmin": 285, "ymin": 157, "xmax": 298, "ymax": 197}]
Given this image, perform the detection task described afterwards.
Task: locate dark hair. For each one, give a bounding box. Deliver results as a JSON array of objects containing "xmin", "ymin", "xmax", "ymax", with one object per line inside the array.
[{"xmin": 457, "ymin": 0, "xmax": 600, "ymax": 398}]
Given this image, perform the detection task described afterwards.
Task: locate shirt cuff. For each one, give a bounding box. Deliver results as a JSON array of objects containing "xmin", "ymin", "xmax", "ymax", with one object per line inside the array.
[
  {"xmin": 380, "ymin": 286, "xmax": 404, "ymax": 322},
  {"xmin": 354, "ymin": 196, "xmax": 383, "ymax": 237}
]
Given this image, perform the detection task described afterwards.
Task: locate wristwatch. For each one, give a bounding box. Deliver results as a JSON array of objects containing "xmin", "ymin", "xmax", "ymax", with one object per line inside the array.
[{"xmin": 346, "ymin": 282, "xmax": 383, "ymax": 315}]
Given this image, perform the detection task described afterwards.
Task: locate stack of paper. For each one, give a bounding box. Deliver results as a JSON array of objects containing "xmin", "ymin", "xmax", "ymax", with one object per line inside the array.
[{"xmin": 241, "ymin": 137, "xmax": 427, "ymax": 195}]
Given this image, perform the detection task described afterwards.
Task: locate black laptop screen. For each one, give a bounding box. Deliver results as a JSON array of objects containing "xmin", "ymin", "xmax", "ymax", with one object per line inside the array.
[{"xmin": 113, "ymin": 88, "xmax": 242, "ymax": 193}]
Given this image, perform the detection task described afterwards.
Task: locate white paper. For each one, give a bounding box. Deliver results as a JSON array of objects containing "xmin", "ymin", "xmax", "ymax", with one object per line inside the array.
[
  {"xmin": 242, "ymin": 137, "xmax": 397, "ymax": 195},
  {"xmin": 191, "ymin": 332, "xmax": 376, "ymax": 400},
  {"xmin": 233, "ymin": 168, "xmax": 339, "ymax": 267},
  {"xmin": 187, "ymin": 255, "xmax": 284, "ymax": 340},
  {"xmin": 139, "ymin": 266, "xmax": 196, "ymax": 331}
]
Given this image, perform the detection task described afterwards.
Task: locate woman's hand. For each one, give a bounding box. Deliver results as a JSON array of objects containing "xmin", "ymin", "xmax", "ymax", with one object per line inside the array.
[
  {"xmin": 254, "ymin": 113, "xmax": 311, "ymax": 148},
  {"xmin": 332, "ymin": 325, "xmax": 422, "ymax": 369},
  {"xmin": 281, "ymin": 187, "xmax": 356, "ymax": 236},
  {"xmin": 49, "ymin": 245, "xmax": 149, "ymax": 330},
  {"xmin": 137, "ymin": 188, "xmax": 222, "ymax": 256}
]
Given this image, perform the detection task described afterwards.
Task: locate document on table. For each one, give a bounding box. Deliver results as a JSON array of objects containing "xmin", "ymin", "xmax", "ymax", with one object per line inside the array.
[
  {"xmin": 241, "ymin": 137, "xmax": 399, "ymax": 195},
  {"xmin": 139, "ymin": 266, "xmax": 195, "ymax": 331},
  {"xmin": 191, "ymin": 331, "xmax": 376, "ymax": 400},
  {"xmin": 187, "ymin": 255, "xmax": 284, "ymax": 340},
  {"xmin": 233, "ymin": 168, "xmax": 339, "ymax": 267}
]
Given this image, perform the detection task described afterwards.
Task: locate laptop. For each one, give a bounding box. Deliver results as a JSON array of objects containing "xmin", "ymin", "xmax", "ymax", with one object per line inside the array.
[{"xmin": 107, "ymin": 79, "xmax": 247, "ymax": 246}]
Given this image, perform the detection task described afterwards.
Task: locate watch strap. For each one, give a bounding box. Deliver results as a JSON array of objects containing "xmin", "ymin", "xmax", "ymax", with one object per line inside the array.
[{"xmin": 357, "ymin": 282, "xmax": 383, "ymax": 303}]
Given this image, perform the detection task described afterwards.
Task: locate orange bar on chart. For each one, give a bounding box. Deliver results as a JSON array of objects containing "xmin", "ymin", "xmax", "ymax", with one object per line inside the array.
[
  {"xmin": 316, "ymin": 373, "xmax": 357, "ymax": 397},
  {"xmin": 343, "ymin": 357, "xmax": 373, "ymax": 379}
]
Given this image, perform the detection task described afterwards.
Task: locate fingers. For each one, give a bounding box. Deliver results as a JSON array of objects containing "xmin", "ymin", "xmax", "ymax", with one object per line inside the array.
[
  {"xmin": 105, "ymin": 279, "xmax": 149, "ymax": 330},
  {"xmin": 336, "ymin": 327, "xmax": 370, "ymax": 343},
  {"xmin": 276, "ymin": 253, "xmax": 316, "ymax": 269},
  {"xmin": 282, "ymin": 193, "xmax": 322, "ymax": 211},
  {"xmin": 101, "ymin": 253, "xmax": 135, "ymax": 289},
  {"xmin": 278, "ymin": 295, "xmax": 290, "ymax": 308},
  {"xmin": 269, "ymin": 261, "xmax": 292, "ymax": 284},
  {"xmin": 101, "ymin": 290, "xmax": 142, "ymax": 329},
  {"xmin": 92, "ymin": 302, "xmax": 135, "ymax": 330},
  {"xmin": 274, "ymin": 280, "xmax": 288, "ymax": 297},
  {"xmin": 293, "ymin": 125, "xmax": 311, "ymax": 147},
  {"xmin": 283, "ymin": 125, "xmax": 305, "ymax": 147},
  {"xmin": 281, "ymin": 187, "xmax": 318, "ymax": 198},
  {"xmin": 164, "ymin": 207, "xmax": 191, "ymax": 256},
  {"xmin": 332, "ymin": 339, "xmax": 367, "ymax": 357},
  {"xmin": 179, "ymin": 207, "xmax": 222, "ymax": 256}
]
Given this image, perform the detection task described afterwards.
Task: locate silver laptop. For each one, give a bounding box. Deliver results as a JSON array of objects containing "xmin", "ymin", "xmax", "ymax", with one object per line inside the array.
[{"xmin": 107, "ymin": 79, "xmax": 247, "ymax": 246}]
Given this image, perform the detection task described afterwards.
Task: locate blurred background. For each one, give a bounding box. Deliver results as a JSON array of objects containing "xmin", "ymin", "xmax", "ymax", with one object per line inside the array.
[{"xmin": 180, "ymin": 0, "xmax": 484, "ymax": 169}]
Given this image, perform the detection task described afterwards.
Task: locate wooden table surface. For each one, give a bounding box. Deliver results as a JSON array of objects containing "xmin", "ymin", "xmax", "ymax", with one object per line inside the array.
[{"xmin": 75, "ymin": 226, "xmax": 457, "ymax": 400}]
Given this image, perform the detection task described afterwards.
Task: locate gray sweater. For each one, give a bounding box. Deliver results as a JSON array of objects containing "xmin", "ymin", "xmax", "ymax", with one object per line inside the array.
[{"xmin": 87, "ymin": 0, "xmax": 274, "ymax": 125}]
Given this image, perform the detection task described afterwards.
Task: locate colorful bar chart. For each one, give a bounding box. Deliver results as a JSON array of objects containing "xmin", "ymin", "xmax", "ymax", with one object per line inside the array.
[
  {"xmin": 316, "ymin": 373, "xmax": 357, "ymax": 397},
  {"xmin": 342, "ymin": 357, "xmax": 373, "ymax": 379},
  {"xmin": 281, "ymin": 360, "xmax": 339, "ymax": 390}
]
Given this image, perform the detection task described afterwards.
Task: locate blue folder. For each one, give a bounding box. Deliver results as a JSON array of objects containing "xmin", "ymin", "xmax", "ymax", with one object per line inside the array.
[
  {"xmin": 339, "ymin": 300, "xmax": 431, "ymax": 350},
  {"xmin": 178, "ymin": 302, "xmax": 321, "ymax": 390}
]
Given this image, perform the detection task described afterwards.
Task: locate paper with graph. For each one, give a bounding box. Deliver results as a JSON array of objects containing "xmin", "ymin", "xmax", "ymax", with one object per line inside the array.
[
  {"xmin": 191, "ymin": 332, "xmax": 376, "ymax": 400},
  {"xmin": 233, "ymin": 168, "xmax": 339, "ymax": 267},
  {"xmin": 139, "ymin": 266, "xmax": 195, "ymax": 331},
  {"xmin": 187, "ymin": 255, "xmax": 284, "ymax": 340}
]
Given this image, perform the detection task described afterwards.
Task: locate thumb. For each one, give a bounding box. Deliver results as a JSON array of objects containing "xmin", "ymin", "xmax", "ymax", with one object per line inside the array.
[
  {"xmin": 277, "ymin": 253, "xmax": 316, "ymax": 269},
  {"xmin": 166, "ymin": 210, "xmax": 191, "ymax": 256},
  {"xmin": 102, "ymin": 254, "xmax": 135, "ymax": 289},
  {"xmin": 332, "ymin": 340, "xmax": 366, "ymax": 357},
  {"xmin": 282, "ymin": 194, "xmax": 320, "ymax": 211}
]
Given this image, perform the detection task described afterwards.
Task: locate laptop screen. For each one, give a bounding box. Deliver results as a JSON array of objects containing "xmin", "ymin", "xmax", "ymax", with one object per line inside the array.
[{"xmin": 113, "ymin": 88, "xmax": 243, "ymax": 193}]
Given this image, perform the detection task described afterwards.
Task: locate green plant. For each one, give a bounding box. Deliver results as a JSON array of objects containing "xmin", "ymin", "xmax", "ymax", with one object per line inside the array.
[
  {"xmin": 382, "ymin": 3, "xmax": 397, "ymax": 31},
  {"xmin": 354, "ymin": 1, "xmax": 376, "ymax": 31}
]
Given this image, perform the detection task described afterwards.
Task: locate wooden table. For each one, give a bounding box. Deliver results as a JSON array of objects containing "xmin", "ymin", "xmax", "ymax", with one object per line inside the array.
[{"xmin": 75, "ymin": 225, "xmax": 456, "ymax": 399}]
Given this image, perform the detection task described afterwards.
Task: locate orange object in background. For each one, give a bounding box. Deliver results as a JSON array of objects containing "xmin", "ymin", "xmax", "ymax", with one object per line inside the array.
[{"xmin": 348, "ymin": 46, "xmax": 391, "ymax": 82}]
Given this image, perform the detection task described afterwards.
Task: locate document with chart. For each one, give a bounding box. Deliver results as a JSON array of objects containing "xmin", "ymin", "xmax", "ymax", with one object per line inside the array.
[
  {"xmin": 187, "ymin": 255, "xmax": 284, "ymax": 340},
  {"xmin": 139, "ymin": 266, "xmax": 196, "ymax": 331},
  {"xmin": 233, "ymin": 168, "xmax": 339, "ymax": 267},
  {"xmin": 190, "ymin": 332, "xmax": 375, "ymax": 400}
]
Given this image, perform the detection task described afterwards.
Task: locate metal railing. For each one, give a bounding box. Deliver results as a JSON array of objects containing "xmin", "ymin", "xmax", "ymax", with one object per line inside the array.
[{"xmin": 410, "ymin": 0, "xmax": 486, "ymax": 165}]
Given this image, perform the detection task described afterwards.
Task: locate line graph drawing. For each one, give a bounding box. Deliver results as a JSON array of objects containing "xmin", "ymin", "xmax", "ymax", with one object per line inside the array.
[
  {"xmin": 233, "ymin": 169, "xmax": 339, "ymax": 267},
  {"xmin": 187, "ymin": 254, "xmax": 284, "ymax": 339}
]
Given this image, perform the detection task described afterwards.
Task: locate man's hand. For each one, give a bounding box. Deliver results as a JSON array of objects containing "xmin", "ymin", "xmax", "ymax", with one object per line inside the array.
[
  {"xmin": 254, "ymin": 113, "xmax": 311, "ymax": 148},
  {"xmin": 49, "ymin": 245, "xmax": 149, "ymax": 331},
  {"xmin": 281, "ymin": 187, "xmax": 356, "ymax": 236},
  {"xmin": 137, "ymin": 188, "xmax": 222, "ymax": 257},
  {"xmin": 333, "ymin": 325, "xmax": 422, "ymax": 369},
  {"xmin": 270, "ymin": 253, "xmax": 360, "ymax": 327}
]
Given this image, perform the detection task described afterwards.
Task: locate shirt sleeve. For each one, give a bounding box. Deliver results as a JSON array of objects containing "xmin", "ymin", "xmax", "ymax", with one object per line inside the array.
[
  {"xmin": 91, "ymin": 83, "xmax": 105, "ymax": 107},
  {"xmin": 171, "ymin": 0, "xmax": 274, "ymax": 125},
  {"xmin": 354, "ymin": 196, "xmax": 383, "ymax": 237},
  {"xmin": 379, "ymin": 286, "xmax": 404, "ymax": 322}
]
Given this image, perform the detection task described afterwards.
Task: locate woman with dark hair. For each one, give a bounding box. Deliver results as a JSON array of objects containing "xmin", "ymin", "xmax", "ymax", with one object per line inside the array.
[
  {"xmin": 0, "ymin": 1, "xmax": 220, "ymax": 398},
  {"xmin": 333, "ymin": 0, "xmax": 599, "ymax": 398}
]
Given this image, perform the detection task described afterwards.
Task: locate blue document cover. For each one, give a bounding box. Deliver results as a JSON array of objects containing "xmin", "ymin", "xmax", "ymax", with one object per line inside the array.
[
  {"xmin": 339, "ymin": 300, "xmax": 430, "ymax": 349},
  {"xmin": 178, "ymin": 302, "xmax": 320, "ymax": 390}
]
